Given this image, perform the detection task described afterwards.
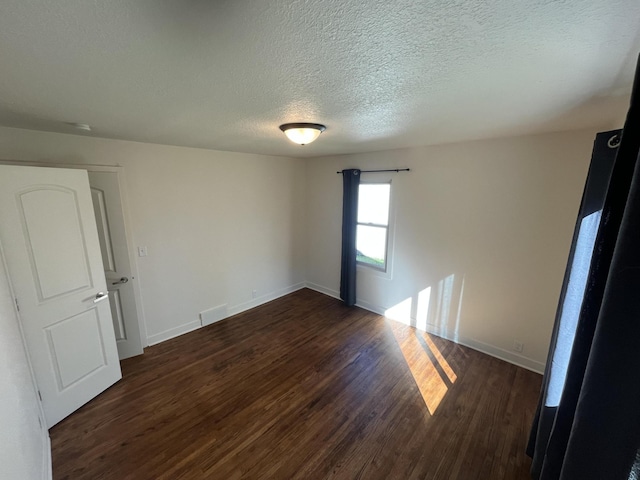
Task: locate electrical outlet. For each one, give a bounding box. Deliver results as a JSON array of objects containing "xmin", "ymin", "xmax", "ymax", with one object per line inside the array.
[
  {"xmin": 252, "ymin": 290, "xmax": 257, "ymax": 299},
  {"xmin": 513, "ymin": 340, "xmax": 524, "ymax": 353}
]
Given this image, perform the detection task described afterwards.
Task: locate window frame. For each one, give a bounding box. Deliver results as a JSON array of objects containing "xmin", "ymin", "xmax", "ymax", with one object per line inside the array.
[{"xmin": 356, "ymin": 180, "xmax": 392, "ymax": 273}]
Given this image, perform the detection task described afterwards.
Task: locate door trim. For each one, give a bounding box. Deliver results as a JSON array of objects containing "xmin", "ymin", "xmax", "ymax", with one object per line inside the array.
[
  {"xmin": 0, "ymin": 160, "xmax": 148, "ymax": 348},
  {"xmin": 0, "ymin": 238, "xmax": 49, "ymax": 430}
]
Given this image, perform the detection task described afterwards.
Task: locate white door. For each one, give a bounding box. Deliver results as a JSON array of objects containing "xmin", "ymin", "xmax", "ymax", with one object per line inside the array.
[
  {"xmin": 88, "ymin": 171, "xmax": 143, "ymax": 359},
  {"xmin": 0, "ymin": 165, "xmax": 122, "ymax": 428}
]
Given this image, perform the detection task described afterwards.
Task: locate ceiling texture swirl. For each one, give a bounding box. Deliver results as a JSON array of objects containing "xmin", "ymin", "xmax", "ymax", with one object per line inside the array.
[{"xmin": 0, "ymin": 0, "xmax": 639, "ymax": 157}]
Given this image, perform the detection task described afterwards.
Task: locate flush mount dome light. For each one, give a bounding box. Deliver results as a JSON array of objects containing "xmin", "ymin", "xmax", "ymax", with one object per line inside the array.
[
  {"xmin": 66, "ymin": 122, "xmax": 92, "ymax": 132},
  {"xmin": 279, "ymin": 123, "xmax": 326, "ymax": 145}
]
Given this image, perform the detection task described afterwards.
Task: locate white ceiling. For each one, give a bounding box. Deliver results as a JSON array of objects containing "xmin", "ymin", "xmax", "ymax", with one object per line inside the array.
[{"xmin": 0, "ymin": 0, "xmax": 639, "ymax": 158}]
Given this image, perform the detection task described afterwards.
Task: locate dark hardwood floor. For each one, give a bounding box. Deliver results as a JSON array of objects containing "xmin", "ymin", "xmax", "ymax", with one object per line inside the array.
[{"xmin": 50, "ymin": 288, "xmax": 541, "ymax": 479}]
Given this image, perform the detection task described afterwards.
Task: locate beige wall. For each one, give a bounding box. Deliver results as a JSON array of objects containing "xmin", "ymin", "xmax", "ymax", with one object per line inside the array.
[
  {"xmin": 0, "ymin": 247, "xmax": 49, "ymax": 480},
  {"xmin": 0, "ymin": 126, "xmax": 307, "ymax": 343},
  {"xmin": 0, "ymin": 124, "xmax": 599, "ymax": 372},
  {"xmin": 305, "ymin": 129, "xmax": 598, "ymax": 371}
]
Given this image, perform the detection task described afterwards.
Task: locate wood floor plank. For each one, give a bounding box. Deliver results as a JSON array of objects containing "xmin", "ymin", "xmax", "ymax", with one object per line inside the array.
[{"xmin": 50, "ymin": 288, "xmax": 541, "ymax": 479}]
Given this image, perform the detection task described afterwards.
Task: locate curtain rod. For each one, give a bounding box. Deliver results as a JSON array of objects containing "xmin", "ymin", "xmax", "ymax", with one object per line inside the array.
[{"xmin": 336, "ymin": 168, "xmax": 410, "ymax": 174}]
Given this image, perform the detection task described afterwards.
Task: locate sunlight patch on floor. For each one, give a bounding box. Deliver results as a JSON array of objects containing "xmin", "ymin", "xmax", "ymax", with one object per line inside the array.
[{"xmin": 390, "ymin": 320, "xmax": 457, "ymax": 415}]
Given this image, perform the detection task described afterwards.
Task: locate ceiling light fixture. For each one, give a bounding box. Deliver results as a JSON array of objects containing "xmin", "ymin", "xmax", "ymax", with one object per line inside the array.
[
  {"xmin": 67, "ymin": 122, "xmax": 92, "ymax": 132},
  {"xmin": 279, "ymin": 123, "xmax": 326, "ymax": 145}
]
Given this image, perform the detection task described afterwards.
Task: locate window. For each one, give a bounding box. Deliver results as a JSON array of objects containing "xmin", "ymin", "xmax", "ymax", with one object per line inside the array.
[{"xmin": 356, "ymin": 182, "xmax": 391, "ymax": 271}]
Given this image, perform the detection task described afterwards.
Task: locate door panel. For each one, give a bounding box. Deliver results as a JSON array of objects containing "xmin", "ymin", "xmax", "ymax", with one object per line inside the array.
[
  {"xmin": 19, "ymin": 187, "xmax": 92, "ymax": 299},
  {"xmin": 91, "ymin": 187, "xmax": 117, "ymax": 274},
  {"xmin": 109, "ymin": 289, "xmax": 127, "ymax": 341},
  {"xmin": 47, "ymin": 309, "xmax": 107, "ymax": 389},
  {"xmin": 0, "ymin": 165, "xmax": 122, "ymax": 427}
]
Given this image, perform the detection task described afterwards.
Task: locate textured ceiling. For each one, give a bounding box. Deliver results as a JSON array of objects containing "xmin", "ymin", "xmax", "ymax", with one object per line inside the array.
[{"xmin": 0, "ymin": 0, "xmax": 639, "ymax": 158}]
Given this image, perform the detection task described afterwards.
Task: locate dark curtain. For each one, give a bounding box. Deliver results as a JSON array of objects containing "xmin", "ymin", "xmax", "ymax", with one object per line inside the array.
[
  {"xmin": 528, "ymin": 56, "xmax": 640, "ymax": 479},
  {"xmin": 527, "ymin": 129, "xmax": 618, "ymax": 477},
  {"xmin": 340, "ymin": 168, "xmax": 360, "ymax": 306}
]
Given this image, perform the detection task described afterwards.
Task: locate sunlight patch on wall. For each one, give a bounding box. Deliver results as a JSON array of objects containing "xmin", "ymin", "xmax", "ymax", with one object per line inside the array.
[
  {"xmin": 453, "ymin": 275, "xmax": 465, "ymax": 343},
  {"xmin": 432, "ymin": 274, "xmax": 455, "ymax": 338},
  {"xmin": 416, "ymin": 287, "xmax": 431, "ymax": 331},
  {"xmin": 385, "ymin": 297, "xmax": 413, "ymax": 325},
  {"xmin": 383, "ymin": 273, "xmax": 465, "ymax": 342}
]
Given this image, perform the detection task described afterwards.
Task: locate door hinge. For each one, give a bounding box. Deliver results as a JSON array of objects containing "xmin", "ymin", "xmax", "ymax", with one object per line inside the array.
[
  {"xmin": 38, "ymin": 390, "xmax": 42, "ymax": 402},
  {"xmin": 14, "ymin": 297, "xmax": 19, "ymax": 312}
]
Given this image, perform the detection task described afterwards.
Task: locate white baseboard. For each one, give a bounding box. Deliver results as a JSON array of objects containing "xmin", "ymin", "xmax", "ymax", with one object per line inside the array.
[
  {"xmin": 454, "ymin": 336, "xmax": 545, "ymax": 374},
  {"xmin": 355, "ymin": 298, "xmax": 385, "ymax": 316},
  {"xmin": 228, "ymin": 282, "xmax": 306, "ymax": 317},
  {"xmin": 145, "ymin": 282, "xmax": 306, "ymax": 346},
  {"xmin": 44, "ymin": 435, "xmax": 52, "ymax": 480},
  {"xmin": 305, "ymin": 282, "xmax": 385, "ymax": 318},
  {"xmin": 146, "ymin": 320, "xmax": 201, "ymax": 346},
  {"xmin": 305, "ymin": 282, "xmax": 546, "ymax": 375},
  {"xmin": 305, "ymin": 282, "xmax": 340, "ymax": 300}
]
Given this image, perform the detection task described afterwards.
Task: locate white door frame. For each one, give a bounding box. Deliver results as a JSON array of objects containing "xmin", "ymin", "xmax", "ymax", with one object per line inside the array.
[
  {"xmin": 0, "ymin": 160, "xmax": 148, "ymax": 348},
  {"xmin": 0, "ymin": 239, "xmax": 50, "ymax": 466}
]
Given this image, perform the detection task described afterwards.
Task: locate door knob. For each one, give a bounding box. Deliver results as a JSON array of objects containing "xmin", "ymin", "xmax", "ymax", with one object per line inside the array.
[
  {"xmin": 93, "ymin": 292, "xmax": 109, "ymax": 303},
  {"xmin": 112, "ymin": 277, "xmax": 129, "ymax": 285}
]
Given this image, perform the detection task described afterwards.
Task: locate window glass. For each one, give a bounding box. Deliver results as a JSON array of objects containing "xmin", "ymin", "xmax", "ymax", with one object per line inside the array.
[
  {"xmin": 356, "ymin": 225, "xmax": 387, "ymax": 268},
  {"xmin": 358, "ymin": 184, "xmax": 390, "ymax": 225},
  {"xmin": 356, "ymin": 182, "xmax": 391, "ymax": 271}
]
